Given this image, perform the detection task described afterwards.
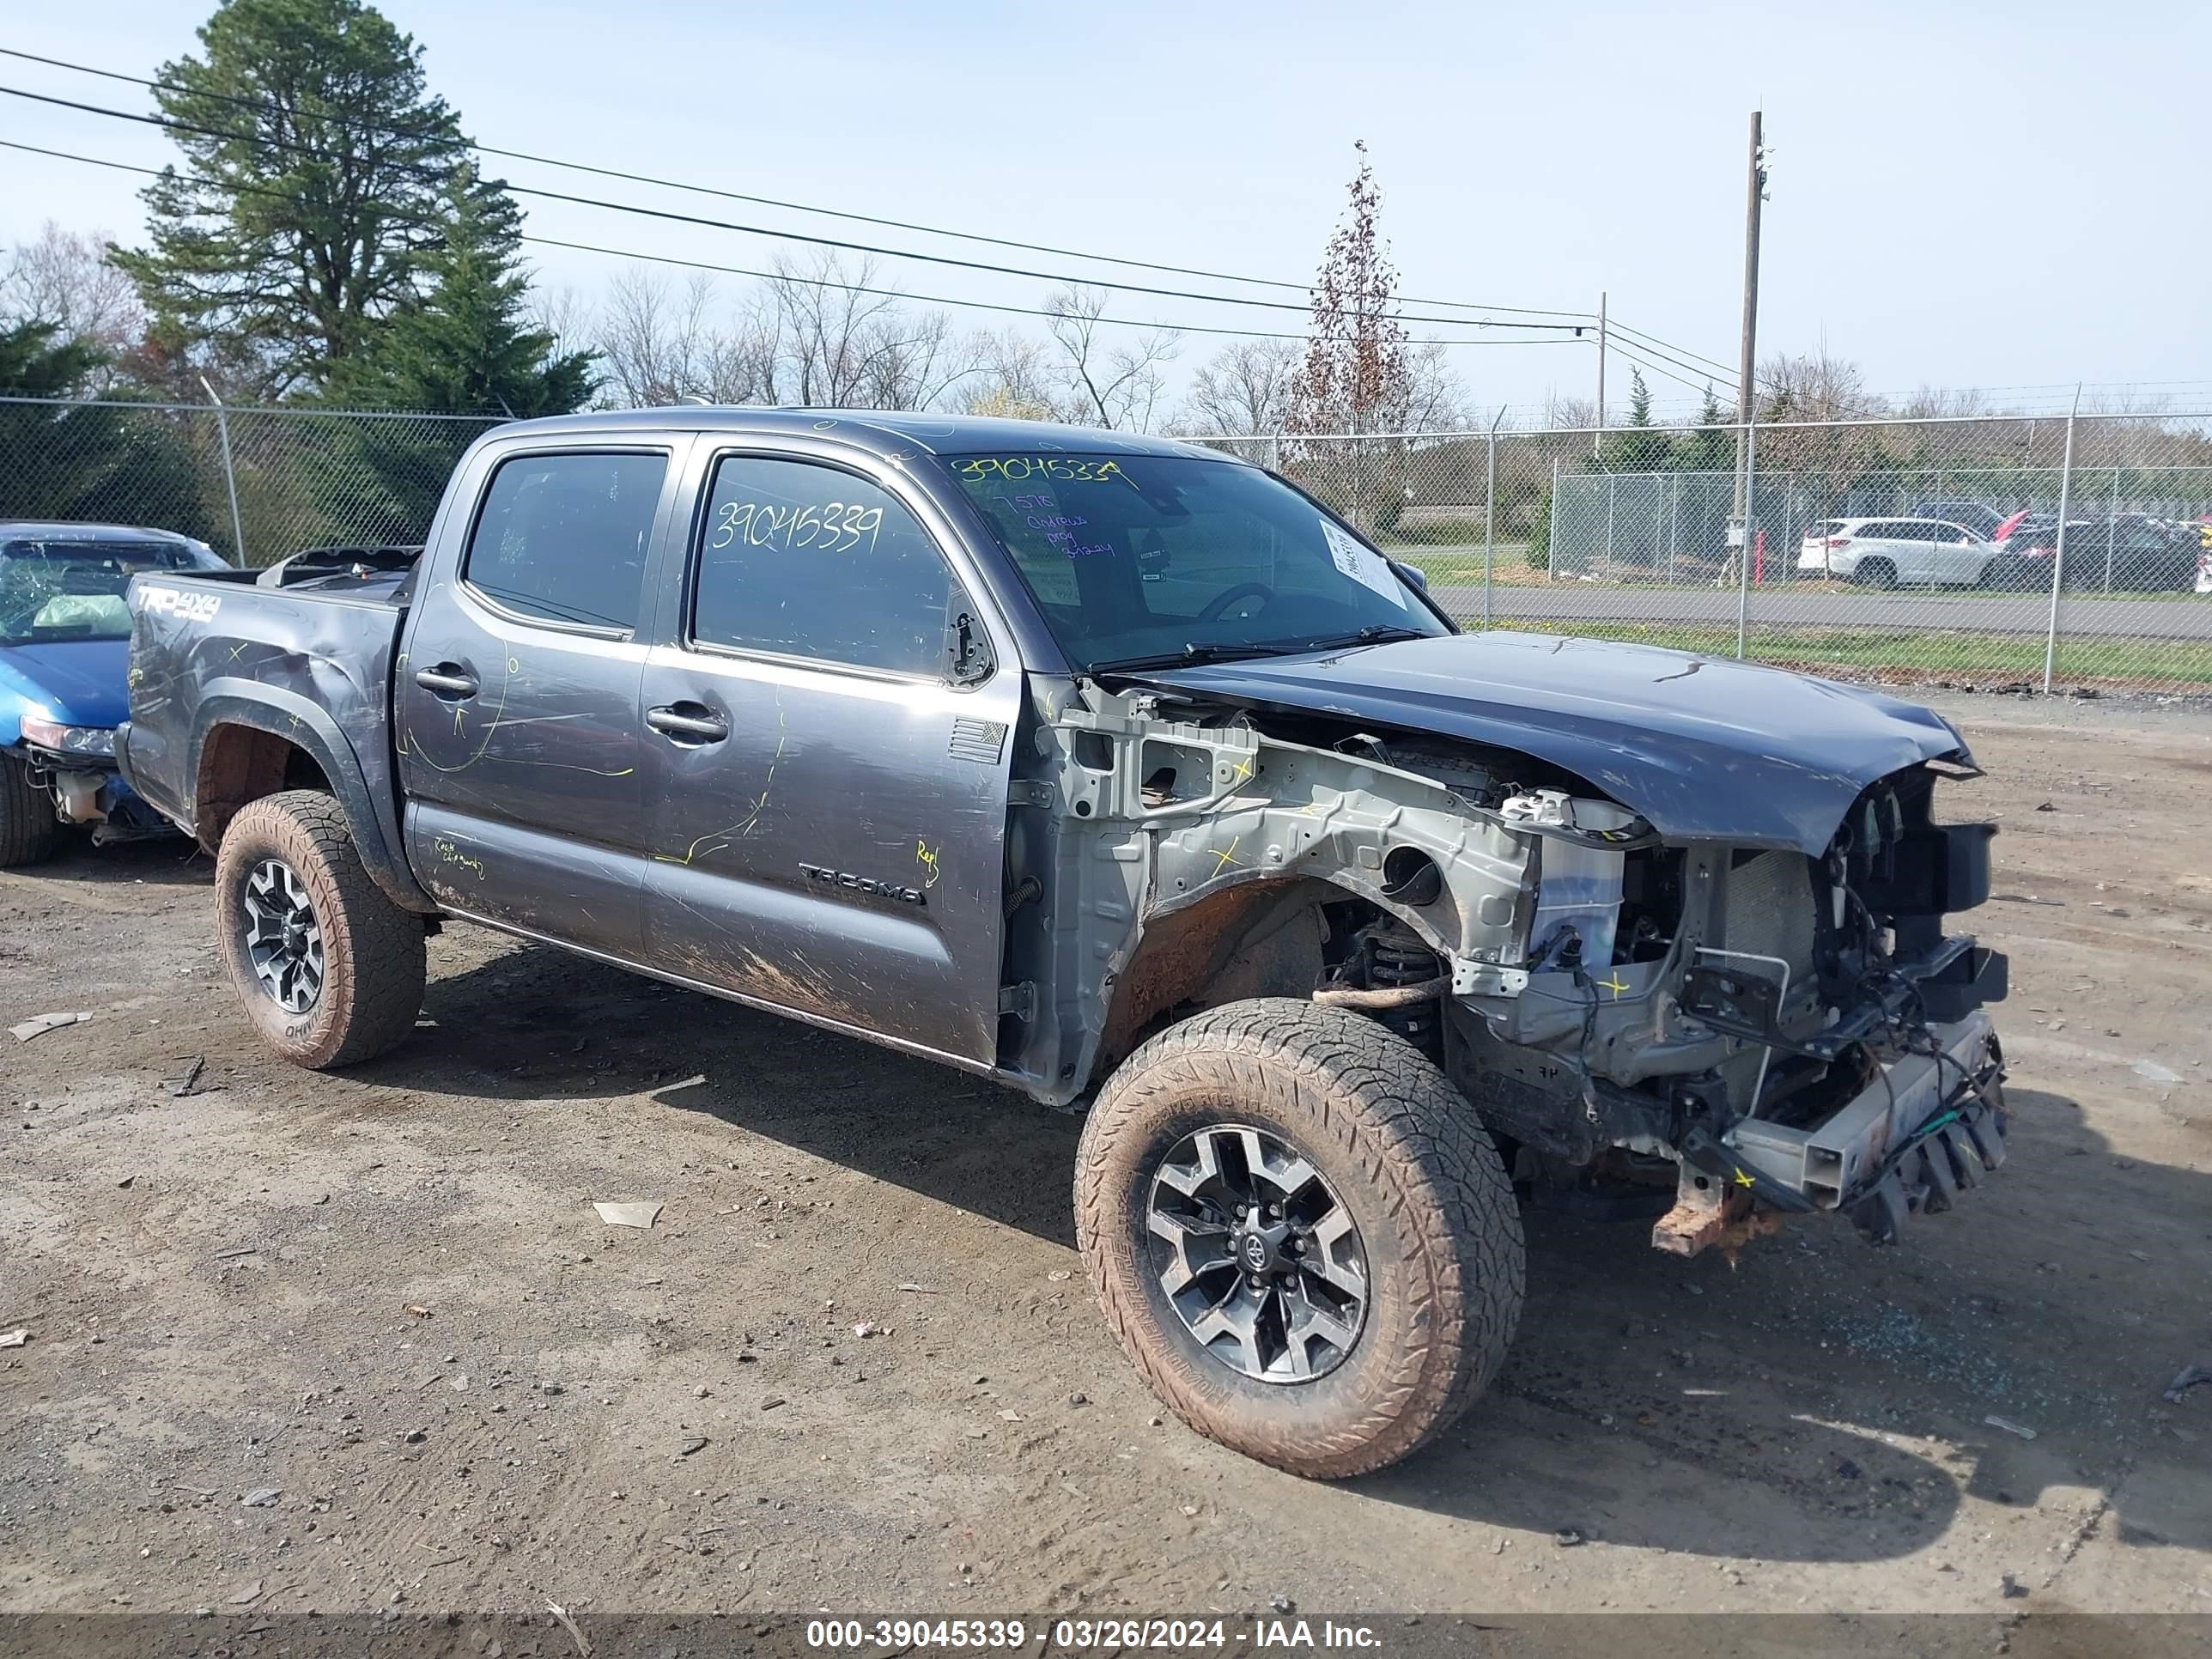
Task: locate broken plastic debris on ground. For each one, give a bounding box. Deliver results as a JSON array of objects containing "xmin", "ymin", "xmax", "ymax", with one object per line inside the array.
[
  {"xmin": 9, "ymin": 1010, "xmax": 90, "ymax": 1042},
  {"xmin": 591, "ymin": 1200, "xmax": 663, "ymax": 1229}
]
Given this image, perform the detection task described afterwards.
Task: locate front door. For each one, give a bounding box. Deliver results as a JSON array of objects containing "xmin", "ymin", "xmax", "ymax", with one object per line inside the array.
[
  {"xmin": 638, "ymin": 447, "xmax": 1021, "ymax": 1065},
  {"xmin": 397, "ymin": 442, "xmax": 685, "ymax": 958}
]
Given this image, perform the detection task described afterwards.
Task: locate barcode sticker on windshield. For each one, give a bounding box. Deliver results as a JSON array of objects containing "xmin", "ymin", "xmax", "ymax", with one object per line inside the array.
[{"xmin": 1319, "ymin": 520, "xmax": 1407, "ymax": 609}]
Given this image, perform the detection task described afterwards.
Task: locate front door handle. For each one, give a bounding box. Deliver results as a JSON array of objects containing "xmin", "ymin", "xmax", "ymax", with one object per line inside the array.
[
  {"xmin": 647, "ymin": 702, "xmax": 729, "ymax": 744},
  {"xmin": 414, "ymin": 663, "xmax": 479, "ymax": 698}
]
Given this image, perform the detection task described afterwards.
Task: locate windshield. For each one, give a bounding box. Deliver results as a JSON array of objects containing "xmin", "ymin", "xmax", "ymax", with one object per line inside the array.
[
  {"xmin": 937, "ymin": 452, "xmax": 1448, "ymax": 670},
  {"xmin": 0, "ymin": 540, "xmax": 210, "ymax": 647}
]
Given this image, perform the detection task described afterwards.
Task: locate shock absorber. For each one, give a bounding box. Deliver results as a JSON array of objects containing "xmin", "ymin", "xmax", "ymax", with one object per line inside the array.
[{"xmin": 1369, "ymin": 920, "xmax": 1443, "ymax": 1056}]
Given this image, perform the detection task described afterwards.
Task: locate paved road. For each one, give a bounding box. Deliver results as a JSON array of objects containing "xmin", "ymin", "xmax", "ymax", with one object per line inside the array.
[{"xmin": 1427, "ymin": 580, "xmax": 2212, "ymax": 640}]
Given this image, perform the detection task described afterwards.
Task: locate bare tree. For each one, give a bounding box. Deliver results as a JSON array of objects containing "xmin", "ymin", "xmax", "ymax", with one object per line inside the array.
[
  {"xmin": 1042, "ymin": 286, "xmax": 1180, "ymax": 431},
  {"xmin": 2, "ymin": 222, "xmax": 146, "ymax": 388},
  {"xmin": 526, "ymin": 284, "xmax": 599, "ymax": 380},
  {"xmin": 1755, "ymin": 348, "xmax": 1884, "ymax": 424},
  {"xmin": 1401, "ymin": 340, "xmax": 1473, "ymax": 433},
  {"xmin": 1181, "ymin": 337, "xmax": 1296, "ymax": 435},
  {"xmin": 763, "ymin": 253, "xmax": 971, "ymax": 410},
  {"xmin": 596, "ymin": 269, "xmax": 716, "ymax": 406},
  {"xmin": 958, "ymin": 327, "xmax": 1066, "ymax": 422},
  {"xmin": 1754, "ymin": 348, "xmax": 1889, "ymax": 514}
]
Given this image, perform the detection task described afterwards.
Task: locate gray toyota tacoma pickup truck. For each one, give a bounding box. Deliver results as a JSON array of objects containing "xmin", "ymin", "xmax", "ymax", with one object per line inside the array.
[{"xmin": 120, "ymin": 410, "xmax": 2010, "ymax": 1478}]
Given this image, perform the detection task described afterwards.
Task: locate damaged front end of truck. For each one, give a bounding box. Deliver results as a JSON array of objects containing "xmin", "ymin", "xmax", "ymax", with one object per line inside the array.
[{"xmin": 1002, "ymin": 634, "xmax": 2008, "ymax": 1257}]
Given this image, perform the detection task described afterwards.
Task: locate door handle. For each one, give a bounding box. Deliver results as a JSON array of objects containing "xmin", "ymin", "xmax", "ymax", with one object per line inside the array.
[
  {"xmin": 647, "ymin": 702, "xmax": 729, "ymax": 744},
  {"xmin": 414, "ymin": 664, "xmax": 479, "ymax": 698}
]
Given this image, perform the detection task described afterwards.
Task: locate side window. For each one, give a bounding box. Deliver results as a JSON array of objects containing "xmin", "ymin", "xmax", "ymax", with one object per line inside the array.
[
  {"xmin": 464, "ymin": 451, "xmax": 667, "ymax": 632},
  {"xmin": 692, "ymin": 453, "xmax": 971, "ymax": 678}
]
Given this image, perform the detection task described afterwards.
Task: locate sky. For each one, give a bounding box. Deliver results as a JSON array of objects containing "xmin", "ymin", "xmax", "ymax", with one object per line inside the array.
[{"xmin": 3, "ymin": 0, "xmax": 2207, "ymax": 423}]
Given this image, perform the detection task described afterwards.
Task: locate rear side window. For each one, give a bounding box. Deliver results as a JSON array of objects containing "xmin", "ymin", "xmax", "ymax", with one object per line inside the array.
[
  {"xmin": 464, "ymin": 451, "xmax": 668, "ymax": 632},
  {"xmin": 690, "ymin": 453, "xmax": 969, "ymax": 678}
]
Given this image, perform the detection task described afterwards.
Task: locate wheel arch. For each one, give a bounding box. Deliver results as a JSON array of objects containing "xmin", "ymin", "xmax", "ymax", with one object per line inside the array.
[
  {"xmin": 190, "ymin": 690, "xmax": 438, "ymax": 915},
  {"xmin": 1088, "ymin": 860, "xmax": 1478, "ymax": 1086}
]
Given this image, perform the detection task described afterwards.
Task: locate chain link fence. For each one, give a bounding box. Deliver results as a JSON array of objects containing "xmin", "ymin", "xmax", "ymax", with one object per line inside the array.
[
  {"xmin": 0, "ymin": 394, "xmax": 504, "ymax": 567},
  {"xmin": 7, "ymin": 393, "xmax": 2210, "ymax": 694},
  {"xmin": 1207, "ymin": 410, "xmax": 2212, "ymax": 695}
]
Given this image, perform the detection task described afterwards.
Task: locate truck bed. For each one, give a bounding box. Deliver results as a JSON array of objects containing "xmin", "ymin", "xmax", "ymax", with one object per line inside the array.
[{"xmin": 121, "ymin": 562, "xmax": 413, "ymax": 871}]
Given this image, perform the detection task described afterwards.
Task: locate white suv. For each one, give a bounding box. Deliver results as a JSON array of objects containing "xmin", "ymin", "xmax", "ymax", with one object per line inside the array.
[{"xmin": 1797, "ymin": 517, "xmax": 1997, "ymax": 588}]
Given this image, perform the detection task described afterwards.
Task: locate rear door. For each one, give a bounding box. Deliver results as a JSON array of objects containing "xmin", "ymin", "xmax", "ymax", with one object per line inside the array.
[
  {"xmin": 1857, "ymin": 520, "xmax": 1918, "ymax": 581},
  {"xmin": 1928, "ymin": 521, "xmax": 1986, "ymax": 583},
  {"xmin": 397, "ymin": 438, "xmax": 689, "ymax": 957},
  {"xmin": 636, "ymin": 443, "xmax": 1024, "ymax": 1066}
]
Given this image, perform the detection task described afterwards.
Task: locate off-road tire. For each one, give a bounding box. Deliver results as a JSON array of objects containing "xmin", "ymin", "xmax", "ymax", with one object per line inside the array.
[
  {"xmin": 215, "ymin": 789, "xmax": 424, "ymax": 1069},
  {"xmin": 1855, "ymin": 557, "xmax": 1898, "ymax": 590},
  {"xmin": 1075, "ymin": 998, "xmax": 1523, "ymax": 1479},
  {"xmin": 0, "ymin": 752, "xmax": 61, "ymax": 866}
]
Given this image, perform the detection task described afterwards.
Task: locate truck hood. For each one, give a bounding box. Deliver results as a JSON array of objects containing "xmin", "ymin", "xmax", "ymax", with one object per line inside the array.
[
  {"xmin": 0, "ymin": 638, "xmax": 132, "ymax": 736},
  {"xmin": 1128, "ymin": 630, "xmax": 1972, "ymax": 853}
]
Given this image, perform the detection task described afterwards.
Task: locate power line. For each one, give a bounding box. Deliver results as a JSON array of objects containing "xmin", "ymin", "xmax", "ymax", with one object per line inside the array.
[
  {"xmin": 523, "ymin": 234, "xmax": 1583, "ymax": 348},
  {"xmin": 1605, "ymin": 318, "xmax": 1737, "ymax": 379},
  {"xmin": 3, "ymin": 44, "xmax": 1602, "ymax": 319},
  {"xmin": 0, "ymin": 45, "xmax": 1597, "ymax": 320},
  {"xmin": 1604, "ymin": 331, "xmax": 1735, "ymax": 394},
  {"xmin": 0, "ymin": 137, "xmax": 1590, "ymax": 351},
  {"xmin": 1601, "ymin": 336, "xmax": 1730, "ymax": 401},
  {"xmin": 0, "ymin": 57, "xmax": 1600, "ymax": 328}
]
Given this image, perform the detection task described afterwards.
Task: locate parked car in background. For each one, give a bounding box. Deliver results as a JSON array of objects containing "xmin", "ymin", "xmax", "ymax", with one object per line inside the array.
[
  {"xmin": 1797, "ymin": 517, "xmax": 1997, "ymax": 587},
  {"xmin": 1985, "ymin": 514, "xmax": 2198, "ymax": 592},
  {"xmin": 1911, "ymin": 501, "xmax": 2008, "ymax": 540},
  {"xmin": 0, "ymin": 522, "xmax": 227, "ymax": 864},
  {"xmin": 1990, "ymin": 508, "xmax": 2058, "ymax": 546}
]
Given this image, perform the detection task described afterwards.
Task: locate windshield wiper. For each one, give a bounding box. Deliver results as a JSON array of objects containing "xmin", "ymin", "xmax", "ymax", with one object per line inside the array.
[
  {"xmin": 1295, "ymin": 624, "xmax": 1431, "ymax": 652},
  {"xmin": 1085, "ymin": 641, "xmax": 1288, "ymax": 675}
]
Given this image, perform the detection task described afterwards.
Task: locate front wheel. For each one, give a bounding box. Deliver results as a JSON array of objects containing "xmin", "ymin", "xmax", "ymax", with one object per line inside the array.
[
  {"xmin": 0, "ymin": 753, "xmax": 61, "ymax": 867},
  {"xmin": 214, "ymin": 790, "xmax": 425, "ymax": 1068},
  {"xmin": 1075, "ymin": 1000, "xmax": 1523, "ymax": 1478}
]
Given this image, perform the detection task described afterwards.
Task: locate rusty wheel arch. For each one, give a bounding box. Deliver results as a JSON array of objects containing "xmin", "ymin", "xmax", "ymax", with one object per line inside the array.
[
  {"xmin": 193, "ymin": 722, "xmax": 329, "ymax": 851},
  {"xmin": 1093, "ymin": 875, "xmax": 1341, "ymax": 1077}
]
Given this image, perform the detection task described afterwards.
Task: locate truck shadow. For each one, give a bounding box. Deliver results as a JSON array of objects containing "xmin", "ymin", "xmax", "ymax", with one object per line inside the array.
[{"xmin": 387, "ymin": 949, "xmax": 2209, "ymax": 1564}]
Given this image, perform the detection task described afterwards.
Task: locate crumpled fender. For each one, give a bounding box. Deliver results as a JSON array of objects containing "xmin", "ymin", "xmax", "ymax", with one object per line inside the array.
[{"xmin": 1130, "ymin": 631, "xmax": 1973, "ymax": 854}]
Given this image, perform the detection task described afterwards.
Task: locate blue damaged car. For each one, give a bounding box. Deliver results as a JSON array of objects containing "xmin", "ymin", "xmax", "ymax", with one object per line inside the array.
[{"xmin": 1, "ymin": 521, "xmax": 228, "ymax": 864}]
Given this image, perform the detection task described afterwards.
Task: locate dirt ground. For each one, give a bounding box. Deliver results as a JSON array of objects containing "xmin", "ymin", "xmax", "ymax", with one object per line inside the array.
[{"xmin": 2, "ymin": 695, "xmax": 2209, "ymax": 1630}]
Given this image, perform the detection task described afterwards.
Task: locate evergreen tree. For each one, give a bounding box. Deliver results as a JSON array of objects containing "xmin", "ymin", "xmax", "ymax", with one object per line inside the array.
[
  {"xmin": 110, "ymin": 0, "xmax": 468, "ymax": 398},
  {"xmin": 1680, "ymin": 384, "xmax": 1735, "ymax": 474},
  {"xmin": 1597, "ymin": 369, "xmax": 1673, "ymax": 472},
  {"xmin": 326, "ymin": 167, "xmax": 595, "ymax": 417},
  {"xmin": 0, "ymin": 322, "xmax": 210, "ymax": 538},
  {"xmin": 315, "ymin": 169, "xmax": 595, "ymax": 545}
]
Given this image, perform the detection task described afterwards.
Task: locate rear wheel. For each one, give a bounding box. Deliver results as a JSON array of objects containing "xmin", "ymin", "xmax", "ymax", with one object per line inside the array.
[
  {"xmin": 0, "ymin": 753, "xmax": 61, "ymax": 867},
  {"xmin": 1854, "ymin": 557, "xmax": 1898, "ymax": 590},
  {"xmin": 1075, "ymin": 999, "xmax": 1523, "ymax": 1478},
  {"xmin": 215, "ymin": 790, "xmax": 425, "ymax": 1068}
]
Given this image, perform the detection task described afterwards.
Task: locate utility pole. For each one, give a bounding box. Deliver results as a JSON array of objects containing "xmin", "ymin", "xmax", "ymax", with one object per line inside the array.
[
  {"xmin": 1729, "ymin": 112, "xmax": 1768, "ymax": 531},
  {"xmin": 1592, "ymin": 289, "xmax": 1607, "ymax": 457}
]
